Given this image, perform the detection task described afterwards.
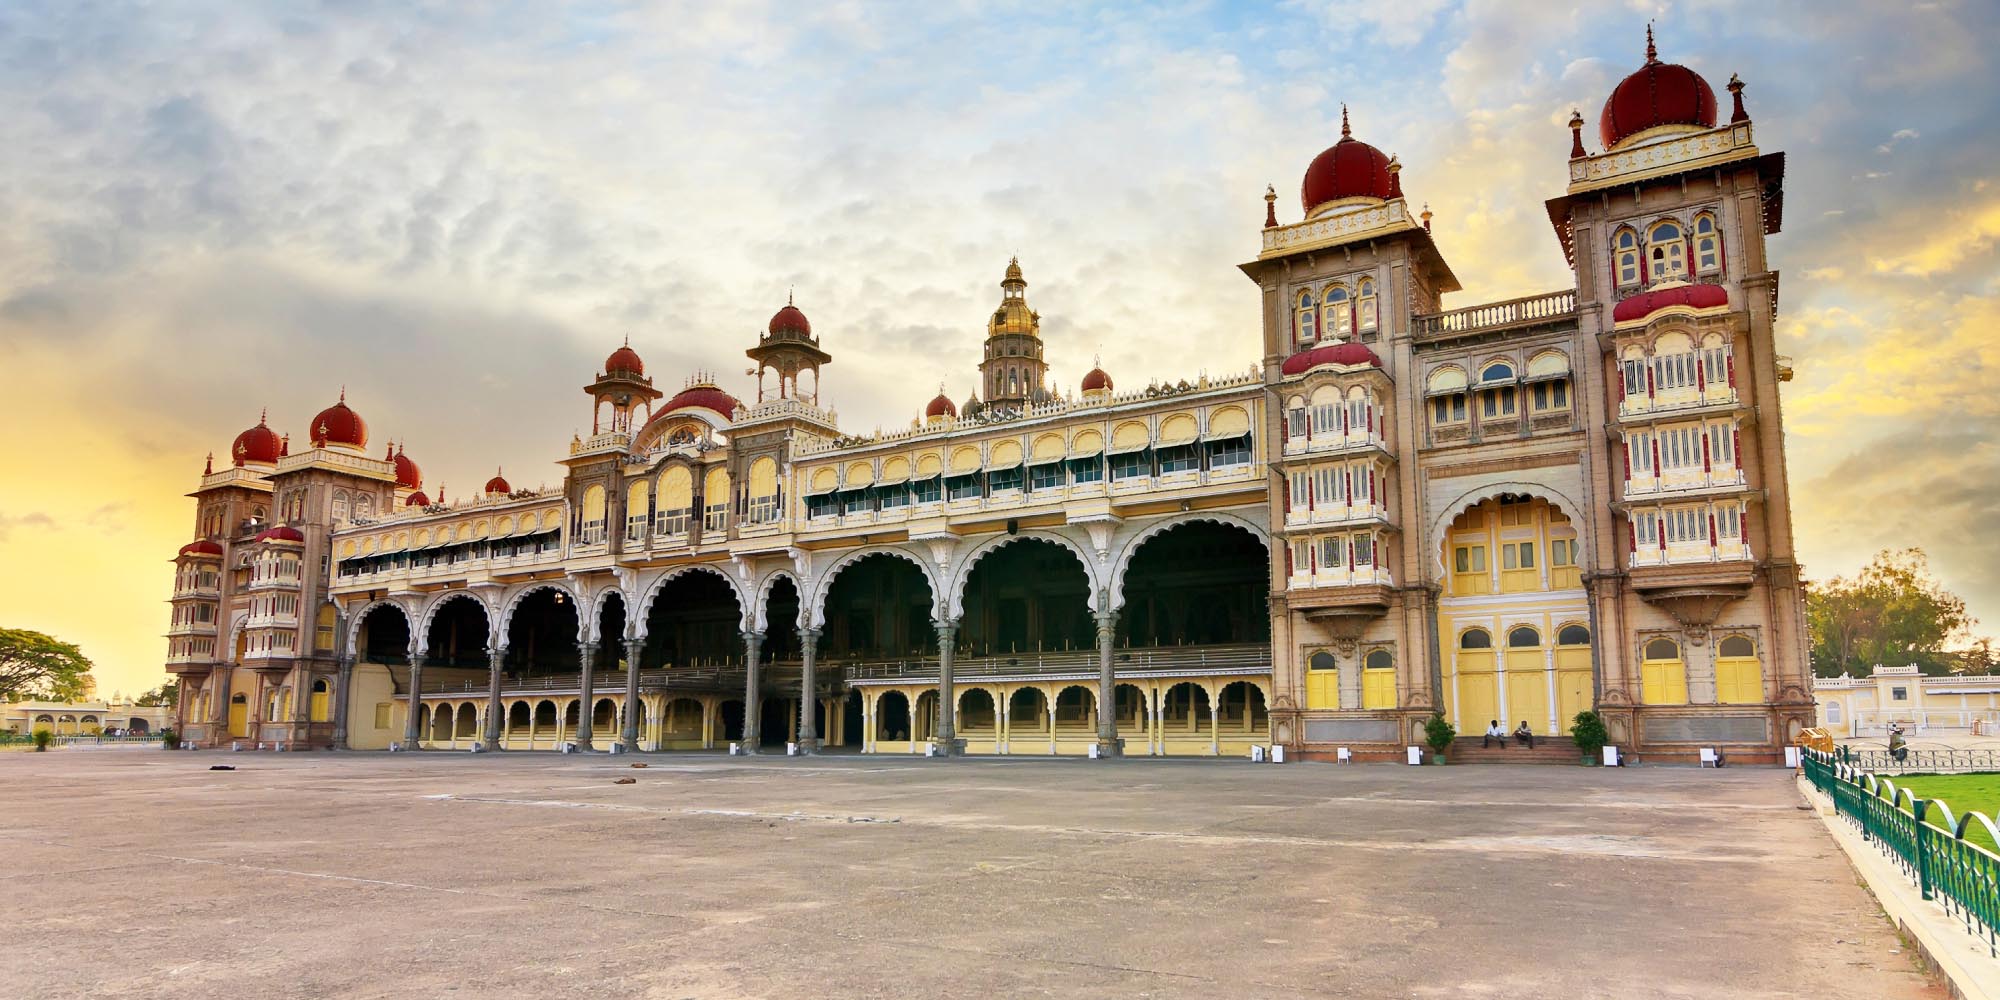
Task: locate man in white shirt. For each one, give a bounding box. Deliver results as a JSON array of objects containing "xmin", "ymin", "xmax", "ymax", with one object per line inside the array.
[{"xmin": 1484, "ymin": 720, "xmax": 1507, "ymax": 748}]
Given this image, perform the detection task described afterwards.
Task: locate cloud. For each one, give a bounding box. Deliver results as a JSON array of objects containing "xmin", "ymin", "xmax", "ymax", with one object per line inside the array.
[{"xmin": 0, "ymin": 512, "xmax": 56, "ymax": 541}]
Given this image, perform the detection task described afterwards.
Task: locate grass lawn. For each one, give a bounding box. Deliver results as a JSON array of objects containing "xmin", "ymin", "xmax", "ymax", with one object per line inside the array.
[{"xmin": 1890, "ymin": 773, "xmax": 2000, "ymax": 852}]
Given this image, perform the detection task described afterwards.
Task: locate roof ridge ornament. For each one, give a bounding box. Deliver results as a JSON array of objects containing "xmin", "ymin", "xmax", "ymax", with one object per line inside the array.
[{"xmin": 1645, "ymin": 22, "xmax": 1657, "ymax": 64}]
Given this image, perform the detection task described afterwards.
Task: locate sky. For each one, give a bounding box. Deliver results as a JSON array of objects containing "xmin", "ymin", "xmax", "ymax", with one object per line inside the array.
[{"xmin": 0, "ymin": 0, "xmax": 1995, "ymax": 698}]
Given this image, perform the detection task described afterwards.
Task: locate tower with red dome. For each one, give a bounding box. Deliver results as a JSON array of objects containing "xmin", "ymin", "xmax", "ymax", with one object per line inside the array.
[
  {"xmin": 584, "ymin": 337, "xmax": 665, "ymax": 437},
  {"xmin": 746, "ymin": 293, "xmax": 832, "ymax": 406}
]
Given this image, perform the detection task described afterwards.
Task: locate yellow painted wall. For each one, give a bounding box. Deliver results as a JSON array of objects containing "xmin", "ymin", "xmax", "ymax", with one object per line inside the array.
[{"xmin": 345, "ymin": 663, "xmax": 399, "ymax": 750}]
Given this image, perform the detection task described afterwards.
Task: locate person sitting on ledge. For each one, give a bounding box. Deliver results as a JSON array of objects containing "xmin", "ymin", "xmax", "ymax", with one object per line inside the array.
[
  {"xmin": 1513, "ymin": 721, "xmax": 1535, "ymax": 749},
  {"xmin": 1483, "ymin": 720, "xmax": 1507, "ymax": 748}
]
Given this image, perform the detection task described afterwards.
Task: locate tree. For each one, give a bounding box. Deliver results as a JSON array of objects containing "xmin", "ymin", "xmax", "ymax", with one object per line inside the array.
[
  {"xmin": 1953, "ymin": 638, "xmax": 1999, "ymax": 676},
  {"xmin": 135, "ymin": 680, "xmax": 180, "ymax": 707},
  {"xmin": 0, "ymin": 629, "xmax": 94, "ymax": 702},
  {"xmin": 1808, "ymin": 549, "xmax": 1975, "ymax": 677}
]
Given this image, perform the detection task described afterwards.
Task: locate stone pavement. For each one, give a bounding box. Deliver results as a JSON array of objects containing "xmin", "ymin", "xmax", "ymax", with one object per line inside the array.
[{"xmin": 0, "ymin": 751, "xmax": 1944, "ymax": 999}]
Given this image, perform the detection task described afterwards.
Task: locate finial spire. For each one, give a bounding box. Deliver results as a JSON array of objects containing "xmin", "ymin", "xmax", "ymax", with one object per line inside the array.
[
  {"xmin": 259, "ymin": 406, "xmax": 267, "ymax": 424},
  {"xmin": 1645, "ymin": 22, "xmax": 1657, "ymax": 63},
  {"xmin": 1727, "ymin": 73, "xmax": 1748, "ymax": 123},
  {"xmin": 1263, "ymin": 183, "xmax": 1278, "ymax": 229},
  {"xmin": 338, "ymin": 385, "xmax": 346, "ymax": 403},
  {"xmin": 1421, "ymin": 202, "xmax": 1433, "ymax": 233},
  {"xmin": 1567, "ymin": 109, "xmax": 1587, "ymax": 159},
  {"xmin": 1340, "ymin": 103, "xmax": 1351, "ymax": 139},
  {"xmin": 788, "ymin": 286, "xmax": 794, "ymax": 307}
]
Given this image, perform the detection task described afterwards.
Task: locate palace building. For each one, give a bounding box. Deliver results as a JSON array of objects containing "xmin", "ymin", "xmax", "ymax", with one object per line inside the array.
[{"xmin": 165, "ymin": 31, "xmax": 1815, "ymax": 763}]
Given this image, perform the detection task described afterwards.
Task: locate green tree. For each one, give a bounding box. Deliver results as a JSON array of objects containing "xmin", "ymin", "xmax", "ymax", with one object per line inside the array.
[
  {"xmin": 1808, "ymin": 548, "xmax": 1975, "ymax": 677},
  {"xmin": 134, "ymin": 680, "xmax": 180, "ymax": 707},
  {"xmin": 0, "ymin": 629, "xmax": 94, "ymax": 702}
]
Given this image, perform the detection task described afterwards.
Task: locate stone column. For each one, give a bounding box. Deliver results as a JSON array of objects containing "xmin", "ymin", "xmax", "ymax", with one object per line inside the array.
[
  {"xmin": 332, "ymin": 655, "xmax": 356, "ymax": 750},
  {"xmin": 621, "ymin": 638, "xmax": 643, "ymax": 752},
  {"xmin": 741, "ymin": 631, "xmax": 764, "ymax": 754},
  {"xmin": 574, "ymin": 641, "xmax": 597, "ymax": 752},
  {"xmin": 1094, "ymin": 610, "xmax": 1121, "ymax": 757},
  {"xmin": 796, "ymin": 627, "xmax": 821, "ymax": 753},
  {"xmin": 402, "ymin": 643, "xmax": 425, "ymax": 751},
  {"xmin": 931, "ymin": 618, "xmax": 962, "ymax": 756},
  {"xmin": 482, "ymin": 647, "xmax": 504, "ymax": 751}
]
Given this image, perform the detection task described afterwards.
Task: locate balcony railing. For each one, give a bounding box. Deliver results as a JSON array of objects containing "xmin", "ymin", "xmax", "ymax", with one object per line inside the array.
[{"xmin": 1415, "ymin": 289, "xmax": 1577, "ymax": 340}]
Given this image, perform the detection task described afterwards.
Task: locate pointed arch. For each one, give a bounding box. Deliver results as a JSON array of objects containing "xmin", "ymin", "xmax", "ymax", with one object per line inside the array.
[
  {"xmin": 416, "ymin": 591, "xmax": 496, "ymax": 649},
  {"xmin": 1107, "ymin": 510, "xmax": 1271, "ymax": 609},
  {"xmin": 751, "ymin": 569, "xmax": 803, "ymax": 632},
  {"xmin": 343, "ymin": 599, "xmax": 413, "ymax": 656},
  {"xmin": 947, "ymin": 531, "xmax": 1102, "ymax": 619},
  {"xmin": 1428, "ymin": 482, "xmax": 1590, "ymax": 577},
  {"xmin": 636, "ymin": 564, "xmax": 749, "ymax": 632},
  {"xmin": 807, "ymin": 545, "xmax": 941, "ymax": 629},
  {"xmin": 586, "ymin": 583, "xmax": 632, "ymax": 642},
  {"xmin": 499, "ymin": 581, "xmax": 587, "ymax": 641}
]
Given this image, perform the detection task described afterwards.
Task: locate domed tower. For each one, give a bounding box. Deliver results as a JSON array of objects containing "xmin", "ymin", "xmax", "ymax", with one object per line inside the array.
[
  {"xmin": 746, "ymin": 295, "xmax": 832, "ymax": 406},
  {"xmin": 977, "ymin": 258, "xmax": 1049, "ymax": 411},
  {"xmin": 585, "ymin": 337, "xmax": 664, "ymax": 436}
]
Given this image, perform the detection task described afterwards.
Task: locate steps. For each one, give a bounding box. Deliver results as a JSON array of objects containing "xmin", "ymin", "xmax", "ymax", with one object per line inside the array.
[{"xmin": 1446, "ymin": 735, "xmax": 1582, "ymax": 765}]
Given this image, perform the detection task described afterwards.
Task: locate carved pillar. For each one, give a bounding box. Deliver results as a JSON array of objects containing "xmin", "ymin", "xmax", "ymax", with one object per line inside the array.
[
  {"xmin": 797, "ymin": 627, "xmax": 821, "ymax": 753},
  {"xmin": 482, "ymin": 647, "xmax": 504, "ymax": 750},
  {"xmin": 932, "ymin": 619, "xmax": 963, "ymax": 756},
  {"xmin": 402, "ymin": 643, "xmax": 425, "ymax": 750},
  {"xmin": 621, "ymin": 638, "xmax": 643, "ymax": 751},
  {"xmin": 332, "ymin": 655, "xmax": 356, "ymax": 749},
  {"xmin": 1094, "ymin": 610, "xmax": 1122, "ymax": 757},
  {"xmin": 741, "ymin": 631, "xmax": 764, "ymax": 753},
  {"xmin": 574, "ymin": 642, "xmax": 596, "ymax": 751}
]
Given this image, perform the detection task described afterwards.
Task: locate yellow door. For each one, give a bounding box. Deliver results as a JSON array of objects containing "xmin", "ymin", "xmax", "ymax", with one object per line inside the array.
[
  {"xmin": 1717, "ymin": 656, "xmax": 1763, "ymax": 704},
  {"xmin": 310, "ymin": 689, "xmax": 330, "ymax": 722},
  {"xmin": 227, "ymin": 697, "xmax": 249, "ymax": 738},
  {"xmin": 1504, "ymin": 652, "xmax": 1550, "ymax": 734},
  {"xmin": 1454, "ymin": 651, "xmax": 1498, "ymax": 732},
  {"xmin": 1305, "ymin": 652, "xmax": 1339, "ymax": 709},
  {"xmin": 1641, "ymin": 660, "xmax": 1689, "ymax": 705}
]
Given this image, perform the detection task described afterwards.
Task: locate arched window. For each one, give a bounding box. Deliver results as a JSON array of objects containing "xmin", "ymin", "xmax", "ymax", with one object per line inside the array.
[
  {"xmin": 1613, "ymin": 228, "xmax": 1641, "ymax": 287},
  {"xmin": 1719, "ymin": 635, "xmax": 1754, "ymax": 658},
  {"xmin": 1647, "ymin": 220, "xmax": 1686, "ymax": 283},
  {"xmin": 1309, "ymin": 651, "xmax": 1336, "ymax": 672},
  {"xmin": 1296, "ymin": 291, "xmax": 1318, "ymax": 345},
  {"xmin": 1356, "ymin": 278, "xmax": 1378, "ymax": 333},
  {"xmin": 1644, "ymin": 637, "xmax": 1681, "ymax": 661},
  {"xmin": 1823, "ymin": 701, "xmax": 1842, "ymax": 725},
  {"xmin": 1480, "ymin": 362, "xmax": 1514, "ymax": 383},
  {"xmin": 1323, "ymin": 285, "xmax": 1352, "ymax": 341},
  {"xmin": 1508, "ymin": 626, "xmax": 1541, "ymax": 648},
  {"xmin": 1460, "ymin": 628, "xmax": 1492, "ymax": 650},
  {"xmin": 1479, "ymin": 363, "xmax": 1516, "ymax": 420},
  {"xmin": 1365, "ymin": 649, "xmax": 1393, "ymax": 670},
  {"xmin": 1641, "ymin": 637, "xmax": 1688, "ymax": 705},
  {"xmin": 1693, "ymin": 213, "xmax": 1720, "ymax": 273},
  {"xmin": 1557, "ymin": 624, "xmax": 1590, "ymax": 646},
  {"xmin": 1286, "ymin": 396, "xmax": 1308, "ymax": 440}
]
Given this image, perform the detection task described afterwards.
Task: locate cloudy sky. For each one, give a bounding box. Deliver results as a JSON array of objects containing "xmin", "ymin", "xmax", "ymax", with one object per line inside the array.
[{"xmin": 1, "ymin": 0, "xmax": 1994, "ymax": 697}]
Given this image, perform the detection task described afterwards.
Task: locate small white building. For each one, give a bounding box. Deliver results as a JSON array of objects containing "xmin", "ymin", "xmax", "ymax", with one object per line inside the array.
[
  {"xmin": 1814, "ymin": 665, "xmax": 2000, "ymax": 737},
  {"xmin": 1, "ymin": 700, "xmax": 172, "ymax": 737}
]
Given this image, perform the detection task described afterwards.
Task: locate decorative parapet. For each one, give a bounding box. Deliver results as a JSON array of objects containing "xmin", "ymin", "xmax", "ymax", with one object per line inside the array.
[
  {"xmin": 791, "ymin": 366, "xmax": 1264, "ymax": 458},
  {"xmin": 570, "ymin": 431, "xmax": 632, "ymax": 456},
  {"xmin": 1414, "ymin": 289, "xmax": 1577, "ymax": 341},
  {"xmin": 1259, "ymin": 200, "xmax": 1414, "ymax": 259},
  {"xmin": 733, "ymin": 397, "xmax": 838, "ymax": 430},
  {"xmin": 1568, "ymin": 122, "xmax": 1757, "ymax": 193},
  {"xmin": 274, "ymin": 447, "xmax": 399, "ymax": 481},
  {"xmin": 197, "ymin": 467, "xmax": 276, "ymax": 492}
]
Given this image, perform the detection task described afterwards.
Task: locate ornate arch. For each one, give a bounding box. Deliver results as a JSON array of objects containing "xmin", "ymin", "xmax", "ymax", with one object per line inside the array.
[
  {"xmin": 498, "ymin": 581, "xmax": 587, "ymax": 643},
  {"xmin": 416, "ymin": 591, "xmax": 496, "ymax": 649},
  {"xmin": 635, "ymin": 564, "xmax": 747, "ymax": 633},
  {"xmin": 342, "ymin": 599, "xmax": 413, "ymax": 656},
  {"xmin": 586, "ymin": 582, "xmax": 632, "ymax": 643},
  {"xmin": 946, "ymin": 531, "xmax": 1101, "ymax": 619},
  {"xmin": 1107, "ymin": 510, "xmax": 1271, "ymax": 610},
  {"xmin": 1427, "ymin": 481, "xmax": 1591, "ymax": 577},
  {"xmin": 751, "ymin": 569, "xmax": 803, "ymax": 633},
  {"xmin": 807, "ymin": 545, "xmax": 941, "ymax": 629}
]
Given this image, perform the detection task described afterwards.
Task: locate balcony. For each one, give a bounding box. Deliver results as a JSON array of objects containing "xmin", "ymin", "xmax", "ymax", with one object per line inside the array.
[
  {"xmin": 1618, "ymin": 387, "xmax": 1741, "ymax": 421},
  {"xmin": 1415, "ymin": 289, "xmax": 1577, "ymax": 342},
  {"xmin": 1282, "ymin": 432, "xmax": 1387, "ymax": 459},
  {"xmin": 1623, "ymin": 468, "xmax": 1748, "ymax": 500}
]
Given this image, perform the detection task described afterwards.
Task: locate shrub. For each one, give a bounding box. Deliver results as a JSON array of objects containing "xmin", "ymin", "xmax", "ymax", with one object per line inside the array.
[
  {"xmin": 1424, "ymin": 713, "xmax": 1456, "ymax": 753},
  {"xmin": 31, "ymin": 727, "xmax": 54, "ymax": 752},
  {"xmin": 161, "ymin": 728, "xmax": 180, "ymax": 750},
  {"xmin": 1571, "ymin": 711, "xmax": 1609, "ymax": 757}
]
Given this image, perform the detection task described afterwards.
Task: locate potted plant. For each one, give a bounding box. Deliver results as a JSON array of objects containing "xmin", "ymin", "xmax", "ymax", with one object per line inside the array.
[
  {"xmin": 1424, "ymin": 713, "xmax": 1455, "ymax": 765},
  {"xmin": 31, "ymin": 727, "xmax": 54, "ymax": 752},
  {"xmin": 1571, "ymin": 710, "xmax": 1608, "ymax": 766}
]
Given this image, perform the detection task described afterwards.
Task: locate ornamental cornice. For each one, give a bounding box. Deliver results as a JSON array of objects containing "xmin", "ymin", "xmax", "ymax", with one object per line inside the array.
[
  {"xmin": 1258, "ymin": 200, "xmax": 1414, "ymax": 260},
  {"xmin": 1567, "ymin": 123, "xmax": 1758, "ymax": 195}
]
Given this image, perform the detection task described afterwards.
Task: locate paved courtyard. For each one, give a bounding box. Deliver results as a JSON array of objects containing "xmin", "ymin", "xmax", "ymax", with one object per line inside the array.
[{"xmin": 0, "ymin": 750, "xmax": 1941, "ymax": 999}]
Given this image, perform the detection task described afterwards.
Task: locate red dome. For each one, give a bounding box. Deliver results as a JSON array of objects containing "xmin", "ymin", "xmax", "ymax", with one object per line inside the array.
[
  {"xmin": 1080, "ymin": 367, "xmax": 1112, "ymax": 392},
  {"xmin": 769, "ymin": 304, "xmax": 811, "ymax": 337},
  {"xmin": 1612, "ymin": 283, "xmax": 1729, "ymax": 323},
  {"xmin": 485, "ymin": 469, "xmax": 511, "ymax": 494},
  {"xmin": 404, "ymin": 490, "xmax": 431, "ymax": 507},
  {"xmin": 1301, "ymin": 112, "xmax": 1394, "ymax": 214},
  {"xmin": 178, "ymin": 539, "xmax": 224, "ymax": 558},
  {"xmin": 1281, "ymin": 341, "xmax": 1383, "ymax": 376},
  {"xmin": 230, "ymin": 415, "xmax": 283, "ymax": 467},
  {"xmin": 309, "ymin": 392, "xmax": 368, "ymax": 450},
  {"xmin": 254, "ymin": 525, "xmax": 304, "ymax": 544},
  {"xmin": 664, "ymin": 383, "xmax": 743, "ymax": 419},
  {"xmin": 392, "ymin": 446, "xmax": 422, "ymax": 489},
  {"xmin": 605, "ymin": 344, "xmax": 645, "ymax": 376},
  {"xmin": 1599, "ymin": 33, "xmax": 1717, "ymax": 150},
  {"xmin": 925, "ymin": 392, "xmax": 957, "ymax": 419}
]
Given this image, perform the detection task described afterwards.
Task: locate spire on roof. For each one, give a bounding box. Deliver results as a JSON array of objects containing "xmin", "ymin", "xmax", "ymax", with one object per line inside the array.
[
  {"xmin": 1645, "ymin": 22, "xmax": 1657, "ymax": 64},
  {"xmin": 1340, "ymin": 103, "xmax": 1351, "ymax": 139}
]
